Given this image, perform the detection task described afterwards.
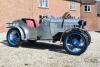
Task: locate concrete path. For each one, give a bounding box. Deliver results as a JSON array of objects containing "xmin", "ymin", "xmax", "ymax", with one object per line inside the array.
[{"xmin": 0, "ymin": 32, "xmax": 100, "ymax": 67}]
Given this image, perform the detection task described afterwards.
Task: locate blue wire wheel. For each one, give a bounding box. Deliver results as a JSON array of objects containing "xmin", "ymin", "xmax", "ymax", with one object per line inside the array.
[
  {"xmin": 64, "ymin": 30, "xmax": 88, "ymax": 55},
  {"xmin": 7, "ymin": 28, "xmax": 21, "ymax": 47}
]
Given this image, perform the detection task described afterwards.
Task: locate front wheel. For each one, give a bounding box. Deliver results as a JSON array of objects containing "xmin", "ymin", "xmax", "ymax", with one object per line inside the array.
[
  {"xmin": 63, "ymin": 29, "xmax": 88, "ymax": 55},
  {"xmin": 7, "ymin": 28, "xmax": 22, "ymax": 47}
]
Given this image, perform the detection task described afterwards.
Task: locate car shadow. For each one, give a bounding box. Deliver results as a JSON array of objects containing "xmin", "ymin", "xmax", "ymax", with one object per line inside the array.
[
  {"xmin": 1, "ymin": 40, "xmax": 66, "ymax": 54},
  {"xmin": 21, "ymin": 41, "xmax": 66, "ymax": 54},
  {"xmin": 95, "ymin": 31, "xmax": 100, "ymax": 33}
]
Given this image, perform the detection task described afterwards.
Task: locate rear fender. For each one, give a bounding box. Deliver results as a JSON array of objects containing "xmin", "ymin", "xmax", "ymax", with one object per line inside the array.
[{"xmin": 15, "ymin": 27, "xmax": 25, "ymax": 40}]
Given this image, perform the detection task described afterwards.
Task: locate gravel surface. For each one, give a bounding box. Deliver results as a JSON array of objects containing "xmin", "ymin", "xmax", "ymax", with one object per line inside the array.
[{"xmin": 0, "ymin": 32, "xmax": 100, "ymax": 67}]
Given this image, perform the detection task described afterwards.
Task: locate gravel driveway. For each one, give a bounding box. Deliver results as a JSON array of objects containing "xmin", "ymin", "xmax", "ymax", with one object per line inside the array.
[{"xmin": 0, "ymin": 32, "xmax": 100, "ymax": 67}]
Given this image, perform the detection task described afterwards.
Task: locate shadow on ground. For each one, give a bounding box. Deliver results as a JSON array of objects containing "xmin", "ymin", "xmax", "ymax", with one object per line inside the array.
[
  {"xmin": 95, "ymin": 31, "xmax": 100, "ymax": 33},
  {"xmin": 1, "ymin": 40, "xmax": 66, "ymax": 54},
  {"xmin": 21, "ymin": 41, "xmax": 66, "ymax": 54}
]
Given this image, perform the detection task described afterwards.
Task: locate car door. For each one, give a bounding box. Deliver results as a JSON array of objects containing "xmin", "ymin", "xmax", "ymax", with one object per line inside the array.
[{"xmin": 37, "ymin": 19, "xmax": 52, "ymax": 39}]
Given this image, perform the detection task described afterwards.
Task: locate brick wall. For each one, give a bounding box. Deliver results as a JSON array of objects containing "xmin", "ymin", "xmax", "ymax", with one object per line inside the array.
[
  {"xmin": 0, "ymin": 0, "xmax": 33, "ymax": 32},
  {"xmin": 0, "ymin": 0, "xmax": 81, "ymax": 32},
  {"xmin": 81, "ymin": 3, "xmax": 100, "ymax": 31},
  {"xmin": 0, "ymin": 0, "xmax": 99, "ymax": 32}
]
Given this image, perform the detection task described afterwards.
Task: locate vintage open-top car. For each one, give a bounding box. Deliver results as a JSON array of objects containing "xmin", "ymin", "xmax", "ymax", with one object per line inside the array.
[{"xmin": 6, "ymin": 15, "xmax": 91, "ymax": 55}]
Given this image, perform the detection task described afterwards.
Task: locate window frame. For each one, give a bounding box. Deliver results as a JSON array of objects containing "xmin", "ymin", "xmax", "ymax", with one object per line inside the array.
[
  {"xmin": 39, "ymin": 0, "xmax": 49, "ymax": 8},
  {"xmin": 83, "ymin": 5, "xmax": 92, "ymax": 12},
  {"xmin": 70, "ymin": 0, "xmax": 77, "ymax": 11}
]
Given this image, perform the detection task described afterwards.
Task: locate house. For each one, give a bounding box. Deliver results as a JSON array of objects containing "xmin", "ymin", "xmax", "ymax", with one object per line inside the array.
[{"xmin": 0, "ymin": 0, "xmax": 99, "ymax": 32}]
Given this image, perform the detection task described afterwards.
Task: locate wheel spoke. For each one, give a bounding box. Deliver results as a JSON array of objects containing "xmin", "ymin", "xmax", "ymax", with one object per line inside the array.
[{"xmin": 72, "ymin": 48, "xmax": 81, "ymax": 52}]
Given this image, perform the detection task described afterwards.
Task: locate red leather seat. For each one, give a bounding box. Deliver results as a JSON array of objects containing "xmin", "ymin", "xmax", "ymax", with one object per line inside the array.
[{"xmin": 22, "ymin": 18, "xmax": 40, "ymax": 28}]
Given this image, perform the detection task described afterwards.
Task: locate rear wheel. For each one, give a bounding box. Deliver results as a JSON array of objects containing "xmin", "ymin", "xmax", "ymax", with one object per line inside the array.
[
  {"xmin": 82, "ymin": 30, "xmax": 91, "ymax": 45},
  {"xmin": 7, "ymin": 28, "xmax": 22, "ymax": 47},
  {"xmin": 63, "ymin": 29, "xmax": 88, "ymax": 55}
]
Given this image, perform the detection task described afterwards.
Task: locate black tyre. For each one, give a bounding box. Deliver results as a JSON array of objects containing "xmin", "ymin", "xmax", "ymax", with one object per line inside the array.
[
  {"xmin": 82, "ymin": 30, "xmax": 91, "ymax": 45},
  {"xmin": 7, "ymin": 28, "xmax": 22, "ymax": 47},
  {"xmin": 63, "ymin": 29, "xmax": 88, "ymax": 55}
]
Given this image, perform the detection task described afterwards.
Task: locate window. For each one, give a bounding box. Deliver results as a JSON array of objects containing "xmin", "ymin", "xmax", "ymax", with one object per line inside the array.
[
  {"xmin": 39, "ymin": 0, "xmax": 48, "ymax": 8},
  {"xmin": 70, "ymin": 0, "xmax": 76, "ymax": 10},
  {"xmin": 84, "ymin": 5, "xmax": 91, "ymax": 12}
]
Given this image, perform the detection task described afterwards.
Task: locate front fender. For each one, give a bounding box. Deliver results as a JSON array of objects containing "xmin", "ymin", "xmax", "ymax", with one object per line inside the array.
[
  {"xmin": 7, "ymin": 19, "xmax": 37, "ymax": 40},
  {"xmin": 60, "ymin": 29, "xmax": 72, "ymax": 43}
]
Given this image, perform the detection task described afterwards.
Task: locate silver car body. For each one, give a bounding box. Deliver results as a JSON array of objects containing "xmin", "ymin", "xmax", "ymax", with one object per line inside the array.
[{"xmin": 7, "ymin": 17, "xmax": 83, "ymax": 41}]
